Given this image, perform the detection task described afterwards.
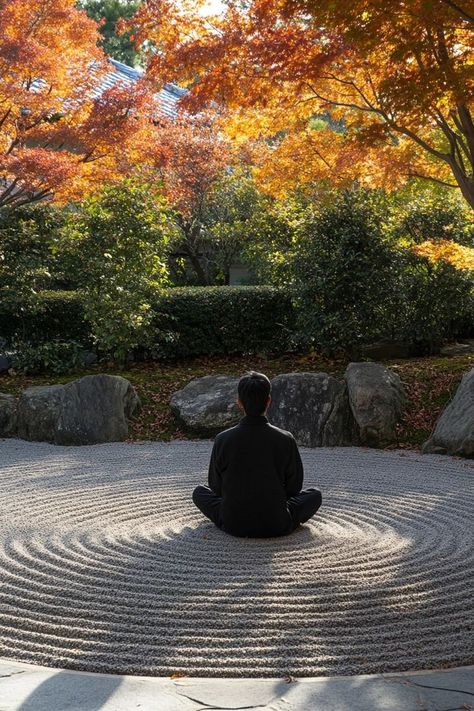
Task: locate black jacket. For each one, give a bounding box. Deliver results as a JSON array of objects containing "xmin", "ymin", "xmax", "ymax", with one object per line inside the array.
[{"xmin": 208, "ymin": 414, "xmax": 304, "ymax": 537}]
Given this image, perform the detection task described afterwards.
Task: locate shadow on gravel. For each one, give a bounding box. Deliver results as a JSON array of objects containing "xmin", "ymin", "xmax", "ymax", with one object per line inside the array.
[
  {"xmin": 18, "ymin": 671, "xmax": 121, "ymax": 711},
  {"xmin": 1, "ymin": 520, "xmax": 315, "ymax": 677}
]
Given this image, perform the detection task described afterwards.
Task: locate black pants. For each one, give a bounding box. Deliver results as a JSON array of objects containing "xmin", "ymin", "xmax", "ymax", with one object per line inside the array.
[{"xmin": 192, "ymin": 485, "xmax": 322, "ymax": 536}]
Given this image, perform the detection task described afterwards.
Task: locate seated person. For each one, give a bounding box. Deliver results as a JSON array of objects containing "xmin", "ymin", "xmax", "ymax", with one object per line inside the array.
[{"xmin": 192, "ymin": 371, "xmax": 322, "ymax": 537}]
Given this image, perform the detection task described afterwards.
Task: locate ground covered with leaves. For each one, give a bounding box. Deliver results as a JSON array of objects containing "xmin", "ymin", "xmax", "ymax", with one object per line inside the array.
[{"xmin": 1, "ymin": 352, "xmax": 473, "ymax": 450}]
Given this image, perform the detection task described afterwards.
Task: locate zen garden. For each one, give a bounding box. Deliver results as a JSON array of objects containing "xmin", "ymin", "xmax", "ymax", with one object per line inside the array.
[{"xmin": 0, "ymin": 1, "xmax": 474, "ymax": 710}]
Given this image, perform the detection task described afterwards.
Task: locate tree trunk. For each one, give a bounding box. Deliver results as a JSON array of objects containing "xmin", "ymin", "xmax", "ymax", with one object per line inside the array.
[
  {"xmin": 449, "ymin": 161, "xmax": 474, "ymax": 211},
  {"xmin": 183, "ymin": 245, "xmax": 209, "ymax": 285}
]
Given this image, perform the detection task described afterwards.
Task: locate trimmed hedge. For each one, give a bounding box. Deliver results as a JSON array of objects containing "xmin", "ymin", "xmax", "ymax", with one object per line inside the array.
[
  {"xmin": 0, "ymin": 286, "xmax": 295, "ymax": 358},
  {"xmin": 152, "ymin": 286, "xmax": 295, "ymax": 358},
  {"xmin": 0, "ymin": 290, "xmax": 89, "ymax": 344}
]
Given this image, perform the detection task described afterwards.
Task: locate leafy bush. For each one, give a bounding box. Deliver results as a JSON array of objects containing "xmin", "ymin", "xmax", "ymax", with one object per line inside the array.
[
  {"xmin": 0, "ymin": 286, "xmax": 295, "ymax": 364},
  {"xmin": 0, "ymin": 203, "xmax": 71, "ymax": 310},
  {"xmin": 151, "ymin": 286, "xmax": 295, "ymax": 358},
  {"xmin": 289, "ymin": 189, "xmax": 474, "ymax": 356},
  {"xmin": 390, "ymin": 187, "xmax": 474, "ymax": 246},
  {"xmin": 292, "ymin": 191, "xmax": 399, "ymax": 355},
  {"xmin": 0, "ymin": 290, "xmax": 88, "ymax": 344},
  {"xmin": 64, "ymin": 180, "xmax": 173, "ymax": 362},
  {"xmin": 394, "ymin": 252, "xmax": 474, "ymax": 353},
  {"xmin": 240, "ymin": 193, "xmax": 306, "ymax": 287},
  {"xmin": 11, "ymin": 340, "xmax": 86, "ymax": 375}
]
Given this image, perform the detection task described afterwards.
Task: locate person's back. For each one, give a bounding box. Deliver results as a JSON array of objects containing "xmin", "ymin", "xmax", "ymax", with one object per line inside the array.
[
  {"xmin": 193, "ymin": 371, "xmax": 322, "ymax": 537},
  {"xmin": 211, "ymin": 415, "xmax": 303, "ymax": 536}
]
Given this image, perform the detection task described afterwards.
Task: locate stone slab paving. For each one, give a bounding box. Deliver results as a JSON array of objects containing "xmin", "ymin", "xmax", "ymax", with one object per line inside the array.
[
  {"xmin": 0, "ymin": 439, "xmax": 473, "ymax": 681},
  {"xmin": 1, "ymin": 659, "xmax": 474, "ymax": 711}
]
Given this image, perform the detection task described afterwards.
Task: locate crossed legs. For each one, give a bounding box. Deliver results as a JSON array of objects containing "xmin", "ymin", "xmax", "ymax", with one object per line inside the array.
[
  {"xmin": 287, "ymin": 488, "xmax": 322, "ymax": 529},
  {"xmin": 192, "ymin": 485, "xmax": 322, "ymax": 535},
  {"xmin": 192, "ymin": 485, "xmax": 223, "ymax": 529}
]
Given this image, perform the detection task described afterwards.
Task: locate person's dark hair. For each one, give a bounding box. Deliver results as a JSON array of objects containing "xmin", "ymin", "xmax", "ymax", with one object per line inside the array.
[{"xmin": 238, "ymin": 371, "xmax": 271, "ymax": 416}]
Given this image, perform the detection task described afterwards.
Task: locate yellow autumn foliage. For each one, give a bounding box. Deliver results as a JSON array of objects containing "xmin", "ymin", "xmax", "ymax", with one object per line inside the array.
[{"xmin": 412, "ymin": 240, "xmax": 474, "ymax": 271}]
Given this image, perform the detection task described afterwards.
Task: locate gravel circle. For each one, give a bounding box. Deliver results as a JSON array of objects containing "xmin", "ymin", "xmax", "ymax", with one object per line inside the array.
[{"xmin": 0, "ymin": 439, "xmax": 473, "ymax": 677}]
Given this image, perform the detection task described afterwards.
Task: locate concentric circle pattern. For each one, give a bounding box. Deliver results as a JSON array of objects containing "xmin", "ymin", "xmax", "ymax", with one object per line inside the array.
[{"xmin": 1, "ymin": 439, "xmax": 473, "ymax": 677}]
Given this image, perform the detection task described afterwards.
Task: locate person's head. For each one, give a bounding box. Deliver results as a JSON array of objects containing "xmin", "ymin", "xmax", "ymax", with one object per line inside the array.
[{"xmin": 237, "ymin": 371, "xmax": 271, "ymax": 416}]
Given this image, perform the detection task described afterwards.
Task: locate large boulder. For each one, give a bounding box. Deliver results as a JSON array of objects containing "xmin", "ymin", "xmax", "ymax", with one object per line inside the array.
[
  {"xmin": 267, "ymin": 372, "xmax": 357, "ymax": 447},
  {"xmin": 17, "ymin": 385, "xmax": 65, "ymax": 442},
  {"xmin": 423, "ymin": 368, "xmax": 474, "ymax": 457},
  {"xmin": 0, "ymin": 393, "xmax": 17, "ymax": 437},
  {"xmin": 17, "ymin": 375, "xmax": 140, "ymax": 445},
  {"xmin": 345, "ymin": 362, "xmax": 406, "ymax": 447},
  {"xmin": 55, "ymin": 375, "xmax": 140, "ymax": 445},
  {"xmin": 170, "ymin": 375, "xmax": 240, "ymax": 434}
]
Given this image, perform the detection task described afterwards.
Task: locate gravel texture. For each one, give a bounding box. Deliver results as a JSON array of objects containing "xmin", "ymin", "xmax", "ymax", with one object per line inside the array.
[{"xmin": 0, "ymin": 439, "xmax": 473, "ymax": 677}]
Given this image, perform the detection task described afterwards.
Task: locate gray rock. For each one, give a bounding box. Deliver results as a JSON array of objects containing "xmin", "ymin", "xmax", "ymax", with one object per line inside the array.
[
  {"xmin": 0, "ymin": 354, "xmax": 12, "ymax": 374},
  {"xmin": 267, "ymin": 372, "xmax": 357, "ymax": 447},
  {"xmin": 345, "ymin": 362, "xmax": 406, "ymax": 447},
  {"xmin": 0, "ymin": 393, "xmax": 17, "ymax": 437},
  {"xmin": 440, "ymin": 342, "xmax": 474, "ymax": 357},
  {"xmin": 55, "ymin": 375, "xmax": 141, "ymax": 445},
  {"xmin": 17, "ymin": 375, "xmax": 140, "ymax": 445},
  {"xmin": 423, "ymin": 368, "xmax": 474, "ymax": 457},
  {"xmin": 170, "ymin": 375, "xmax": 240, "ymax": 433},
  {"xmin": 17, "ymin": 385, "xmax": 65, "ymax": 442}
]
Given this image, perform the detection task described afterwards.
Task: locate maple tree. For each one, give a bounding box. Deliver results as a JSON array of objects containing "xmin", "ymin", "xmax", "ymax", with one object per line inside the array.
[
  {"xmin": 149, "ymin": 114, "xmax": 233, "ymax": 283},
  {"xmin": 0, "ymin": 0, "xmax": 155, "ymax": 212},
  {"xmin": 129, "ymin": 0, "xmax": 474, "ymax": 209}
]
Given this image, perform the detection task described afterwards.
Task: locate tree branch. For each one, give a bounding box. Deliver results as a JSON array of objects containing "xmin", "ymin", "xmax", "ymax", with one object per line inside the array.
[
  {"xmin": 304, "ymin": 82, "xmax": 379, "ymax": 115},
  {"xmin": 407, "ymin": 171, "xmax": 459, "ymax": 188},
  {"xmin": 0, "ymin": 178, "xmax": 20, "ymax": 203},
  {"xmin": 455, "ymin": 104, "xmax": 474, "ymax": 169},
  {"xmin": 0, "ymin": 108, "xmax": 12, "ymax": 130},
  {"xmin": 304, "ymin": 80, "xmax": 447, "ymax": 161},
  {"xmin": 439, "ymin": 0, "xmax": 474, "ymax": 23}
]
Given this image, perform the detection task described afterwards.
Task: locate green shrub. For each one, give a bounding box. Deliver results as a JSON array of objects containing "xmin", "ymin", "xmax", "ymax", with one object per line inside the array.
[
  {"xmin": 0, "ymin": 290, "xmax": 89, "ymax": 344},
  {"xmin": 292, "ymin": 190, "xmax": 399, "ymax": 356},
  {"xmin": 291, "ymin": 190, "xmax": 474, "ymax": 356},
  {"xmin": 240, "ymin": 193, "xmax": 305, "ymax": 287},
  {"xmin": 0, "ymin": 286, "xmax": 295, "ymax": 361},
  {"xmin": 394, "ymin": 252, "xmax": 474, "ymax": 353},
  {"xmin": 390, "ymin": 188, "xmax": 474, "ymax": 246},
  {"xmin": 11, "ymin": 340, "xmax": 86, "ymax": 375},
  {"xmin": 64, "ymin": 180, "xmax": 172, "ymax": 362},
  {"xmin": 0, "ymin": 204, "xmax": 70, "ymax": 309},
  {"xmin": 151, "ymin": 286, "xmax": 295, "ymax": 358}
]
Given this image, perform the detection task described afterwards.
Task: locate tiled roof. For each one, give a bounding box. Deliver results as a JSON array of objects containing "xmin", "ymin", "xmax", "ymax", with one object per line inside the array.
[
  {"xmin": 100, "ymin": 59, "xmax": 186, "ymax": 119},
  {"xmin": 30, "ymin": 59, "xmax": 185, "ymax": 119}
]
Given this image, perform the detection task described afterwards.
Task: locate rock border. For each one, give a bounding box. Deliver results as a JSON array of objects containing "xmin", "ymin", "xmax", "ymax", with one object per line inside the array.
[{"xmin": 1, "ymin": 374, "xmax": 140, "ymax": 446}]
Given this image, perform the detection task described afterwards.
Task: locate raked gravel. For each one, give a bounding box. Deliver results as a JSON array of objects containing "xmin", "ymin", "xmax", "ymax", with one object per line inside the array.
[{"xmin": 0, "ymin": 438, "xmax": 473, "ymax": 678}]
